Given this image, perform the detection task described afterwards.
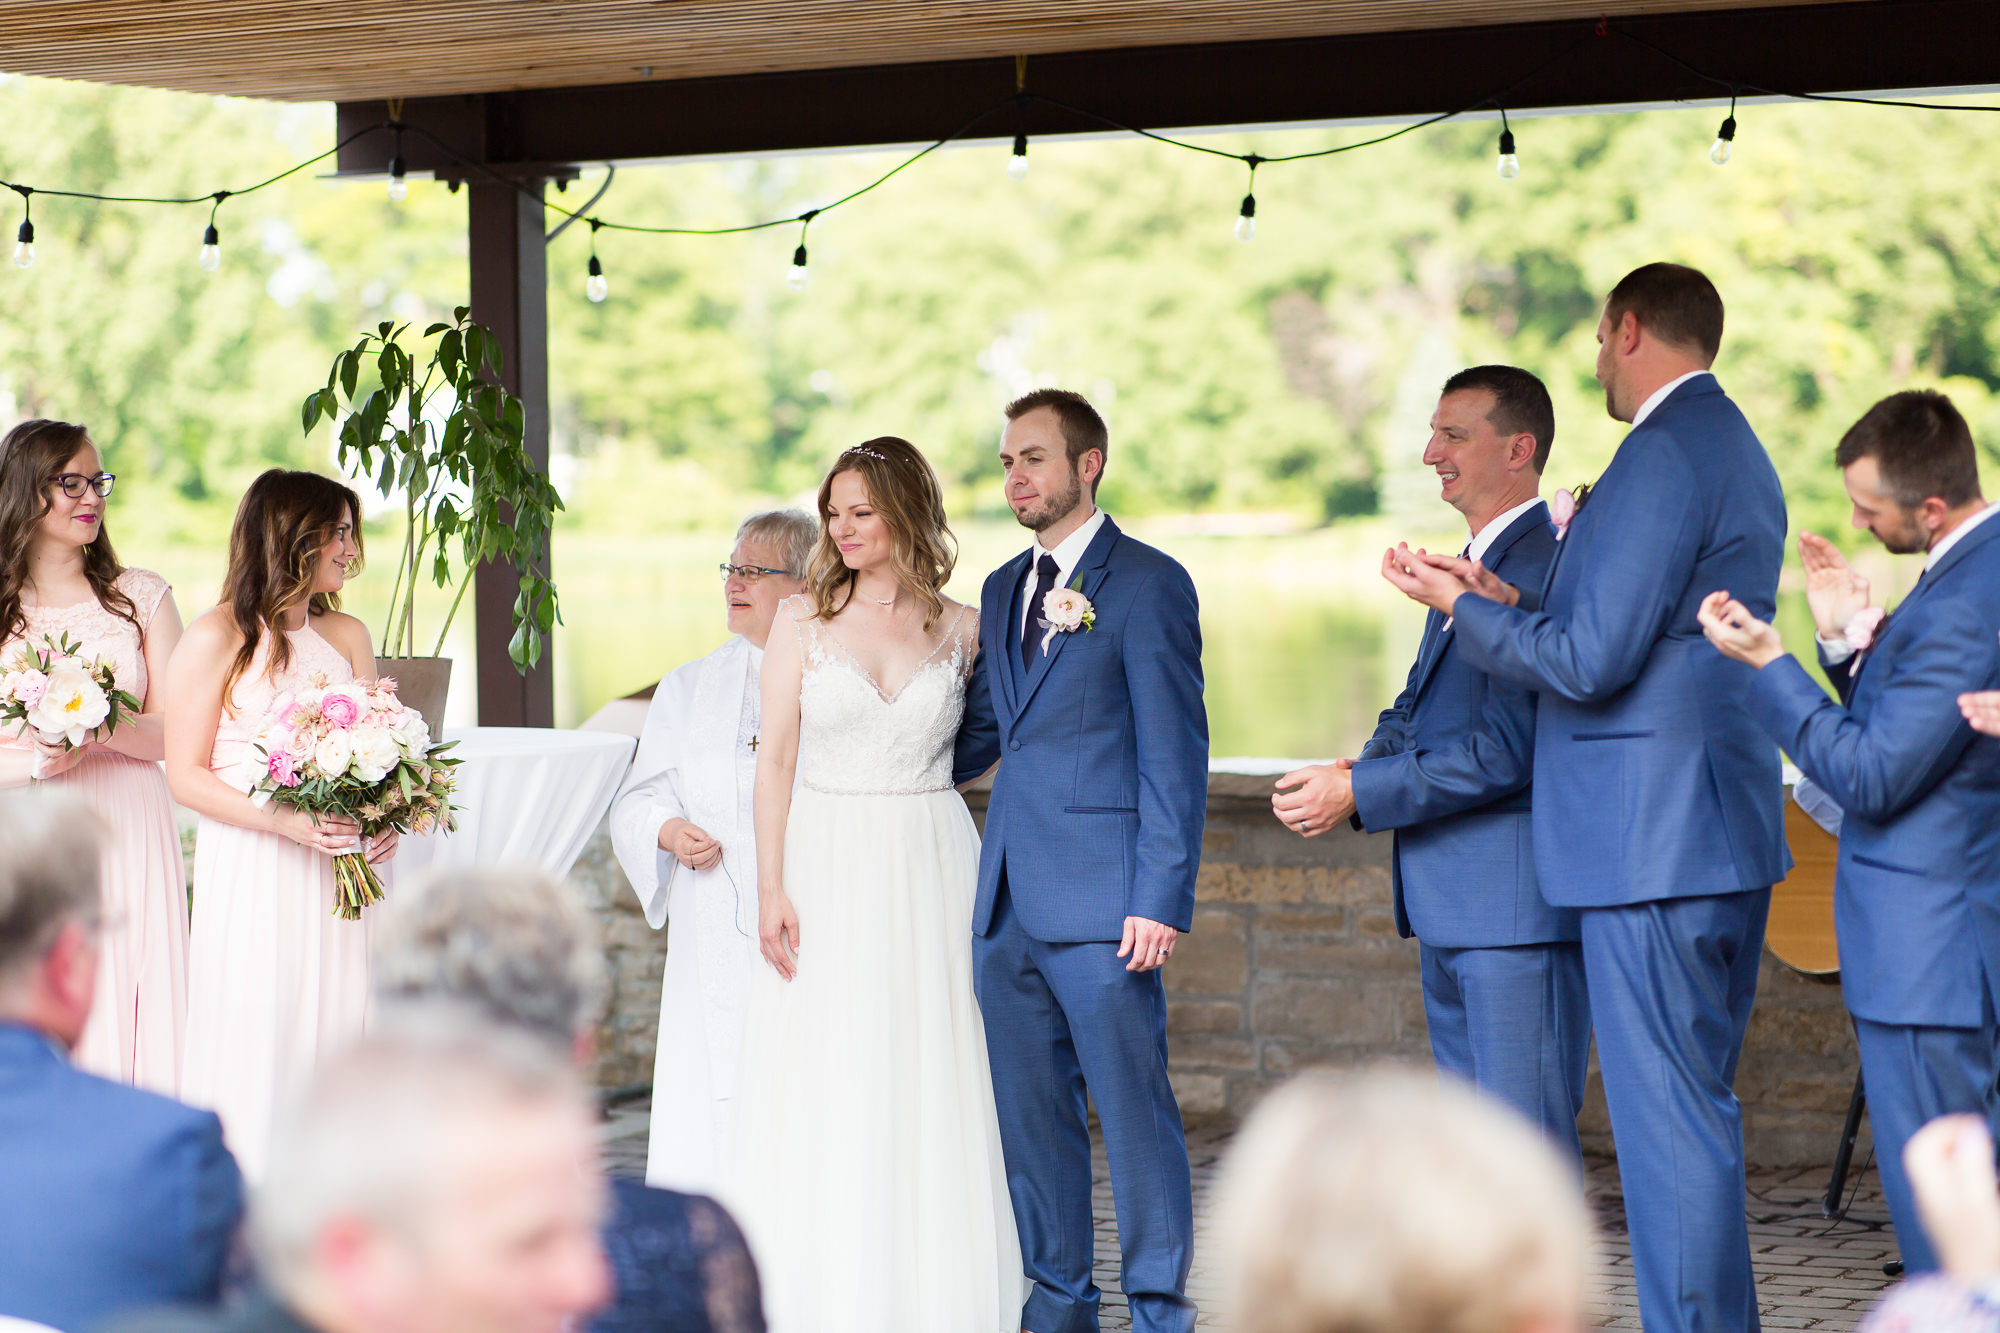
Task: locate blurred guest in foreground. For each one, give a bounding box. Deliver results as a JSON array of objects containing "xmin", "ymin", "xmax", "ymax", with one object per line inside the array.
[
  {"xmin": 1699, "ymin": 389, "xmax": 2000, "ymax": 1274},
  {"xmin": 372, "ymin": 866, "xmax": 767, "ymax": 1333},
  {"xmin": 0, "ymin": 419, "xmax": 188, "ymax": 1092},
  {"xmin": 109, "ymin": 1014, "xmax": 610, "ymax": 1333},
  {"xmin": 609, "ymin": 509, "xmax": 811, "ymax": 1193},
  {"xmin": 1213, "ymin": 1069, "xmax": 1592, "ymax": 1333},
  {"xmin": 1858, "ymin": 1115, "xmax": 2000, "ymax": 1333},
  {"xmin": 0, "ymin": 790, "xmax": 242, "ymax": 1331}
]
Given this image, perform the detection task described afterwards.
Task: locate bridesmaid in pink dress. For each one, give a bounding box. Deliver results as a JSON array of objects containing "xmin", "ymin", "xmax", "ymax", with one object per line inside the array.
[
  {"xmin": 164, "ymin": 469, "xmax": 398, "ymax": 1179},
  {"xmin": 0, "ymin": 419, "xmax": 188, "ymax": 1094}
]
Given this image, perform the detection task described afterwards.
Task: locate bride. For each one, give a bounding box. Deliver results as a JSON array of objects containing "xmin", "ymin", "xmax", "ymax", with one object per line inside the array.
[{"xmin": 729, "ymin": 437, "xmax": 1025, "ymax": 1332}]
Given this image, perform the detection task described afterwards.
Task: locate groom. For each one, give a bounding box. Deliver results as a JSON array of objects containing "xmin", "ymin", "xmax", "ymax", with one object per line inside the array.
[{"xmin": 956, "ymin": 388, "xmax": 1208, "ymax": 1333}]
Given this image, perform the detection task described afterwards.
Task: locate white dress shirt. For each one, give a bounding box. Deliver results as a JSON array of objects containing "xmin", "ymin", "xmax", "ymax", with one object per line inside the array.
[
  {"xmin": 1815, "ymin": 500, "xmax": 2000, "ymax": 664},
  {"xmin": 1467, "ymin": 495, "xmax": 1547, "ymax": 564},
  {"xmin": 1630, "ymin": 370, "xmax": 1710, "ymax": 429},
  {"xmin": 1020, "ymin": 507, "xmax": 1109, "ymax": 641}
]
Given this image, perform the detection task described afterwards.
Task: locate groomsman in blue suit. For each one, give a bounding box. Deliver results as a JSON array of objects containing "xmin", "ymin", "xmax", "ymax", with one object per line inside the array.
[
  {"xmin": 1699, "ymin": 389, "xmax": 2000, "ymax": 1274},
  {"xmin": 1273, "ymin": 365, "xmax": 1587, "ymax": 1154},
  {"xmin": 0, "ymin": 793, "xmax": 244, "ymax": 1332},
  {"xmin": 1386, "ymin": 264, "xmax": 1791, "ymax": 1333},
  {"xmin": 955, "ymin": 388, "xmax": 1208, "ymax": 1333}
]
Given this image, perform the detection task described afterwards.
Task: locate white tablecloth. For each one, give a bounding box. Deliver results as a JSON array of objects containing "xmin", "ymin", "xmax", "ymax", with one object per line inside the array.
[{"xmin": 398, "ymin": 727, "xmax": 636, "ymax": 882}]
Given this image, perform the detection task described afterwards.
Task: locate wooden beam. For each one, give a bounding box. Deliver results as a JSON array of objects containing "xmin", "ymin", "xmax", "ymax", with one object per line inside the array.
[
  {"xmin": 466, "ymin": 175, "xmax": 556, "ymax": 729},
  {"xmin": 336, "ymin": 0, "xmax": 1998, "ymax": 171}
]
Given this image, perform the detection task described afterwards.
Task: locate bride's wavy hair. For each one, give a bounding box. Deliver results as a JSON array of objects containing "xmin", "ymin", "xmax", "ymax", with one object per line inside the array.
[
  {"xmin": 0, "ymin": 419, "xmax": 137, "ymax": 647},
  {"xmin": 219, "ymin": 469, "xmax": 364, "ymax": 707},
  {"xmin": 806, "ymin": 438, "xmax": 957, "ymax": 632}
]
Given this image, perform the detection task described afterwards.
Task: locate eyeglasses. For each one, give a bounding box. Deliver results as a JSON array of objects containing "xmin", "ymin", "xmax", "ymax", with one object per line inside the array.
[
  {"xmin": 50, "ymin": 473, "xmax": 115, "ymax": 499},
  {"xmin": 719, "ymin": 563, "xmax": 795, "ymax": 582}
]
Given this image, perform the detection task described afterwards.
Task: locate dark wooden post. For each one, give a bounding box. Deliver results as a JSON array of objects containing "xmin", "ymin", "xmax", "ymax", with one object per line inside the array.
[{"xmin": 467, "ymin": 174, "xmax": 556, "ymax": 728}]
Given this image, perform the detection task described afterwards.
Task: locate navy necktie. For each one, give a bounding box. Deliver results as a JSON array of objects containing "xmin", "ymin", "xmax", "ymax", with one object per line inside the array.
[{"xmin": 1022, "ymin": 553, "xmax": 1059, "ymax": 669}]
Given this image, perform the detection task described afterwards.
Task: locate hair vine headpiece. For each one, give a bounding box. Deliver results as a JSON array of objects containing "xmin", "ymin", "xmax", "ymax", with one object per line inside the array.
[{"xmin": 843, "ymin": 445, "xmax": 889, "ymax": 462}]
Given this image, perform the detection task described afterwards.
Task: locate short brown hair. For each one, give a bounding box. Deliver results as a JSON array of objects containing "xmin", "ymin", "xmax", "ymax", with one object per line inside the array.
[
  {"xmin": 1835, "ymin": 390, "xmax": 1982, "ymax": 510},
  {"xmin": 1441, "ymin": 366, "xmax": 1556, "ymax": 474},
  {"xmin": 1605, "ymin": 263, "xmax": 1725, "ymax": 365},
  {"xmin": 1005, "ymin": 389, "xmax": 1109, "ymax": 497}
]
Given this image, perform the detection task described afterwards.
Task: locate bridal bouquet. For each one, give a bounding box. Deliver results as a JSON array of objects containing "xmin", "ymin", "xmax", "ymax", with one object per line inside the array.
[
  {"xmin": 242, "ymin": 674, "xmax": 461, "ymax": 920},
  {"xmin": 0, "ymin": 631, "xmax": 142, "ymax": 753}
]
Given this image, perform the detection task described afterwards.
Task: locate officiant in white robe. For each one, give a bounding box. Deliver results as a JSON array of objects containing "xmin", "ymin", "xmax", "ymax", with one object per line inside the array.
[{"xmin": 610, "ymin": 509, "xmax": 814, "ymax": 1192}]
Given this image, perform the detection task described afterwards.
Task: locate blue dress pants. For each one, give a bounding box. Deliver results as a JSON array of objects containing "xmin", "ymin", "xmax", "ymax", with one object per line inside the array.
[
  {"xmin": 1420, "ymin": 940, "xmax": 1591, "ymax": 1159},
  {"xmin": 973, "ymin": 879, "xmax": 1196, "ymax": 1333},
  {"xmin": 1852, "ymin": 1011, "xmax": 2000, "ymax": 1274},
  {"xmin": 1582, "ymin": 888, "xmax": 1769, "ymax": 1333}
]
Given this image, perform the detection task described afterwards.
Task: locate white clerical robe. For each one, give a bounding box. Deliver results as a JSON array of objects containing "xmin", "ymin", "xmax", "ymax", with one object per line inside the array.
[{"xmin": 609, "ymin": 634, "xmax": 762, "ymax": 1193}]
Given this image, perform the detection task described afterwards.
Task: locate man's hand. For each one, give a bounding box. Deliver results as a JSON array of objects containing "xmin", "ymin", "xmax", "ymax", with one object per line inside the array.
[
  {"xmin": 1904, "ymin": 1114, "xmax": 2000, "ymax": 1282},
  {"xmin": 658, "ymin": 816, "xmax": 723, "ymax": 871},
  {"xmin": 1961, "ymin": 634, "xmax": 2000, "ymax": 736},
  {"xmin": 1381, "ymin": 545, "xmax": 1466, "ymax": 616},
  {"xmin": 1416, "ymin": 551, "xmax": 1522, "ymax": 608},
  {"xmin": 1118, "ymin": 915, "xmax": 1183, "ymax": 973},
  {"xmin": 1272, "ymin": 759, "xmax": 1356, "ymax": 837},
  {"xmin": 1799, "ymin": 532, "xmax": 1873, "ymax": 638},
  {"xmin": 1697, "ymin": 591, "xmax": 1787, "ymax": 669}
]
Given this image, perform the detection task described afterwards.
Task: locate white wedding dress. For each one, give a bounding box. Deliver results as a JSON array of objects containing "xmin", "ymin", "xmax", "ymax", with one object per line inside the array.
[{"xmin": 728, "ymin": 600, "xmax": 1025, "ymax": 1333}]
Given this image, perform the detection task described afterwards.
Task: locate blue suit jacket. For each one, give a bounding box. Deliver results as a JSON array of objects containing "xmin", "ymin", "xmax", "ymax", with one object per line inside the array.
[
  {"xmin": 0, "ymin": 1023, "xmax": 243, "ymax": 1331},
  {"xmin": 1744, "ymin": 515, "xmax": 2000, "ymax": 1027},
  {"xmin": 953, "ymin": 517, "xmax": 1209, "ymax": 941},
  {"xmin": 1452, "ymin": 374, "xmax": 1793, "ymax": 906},
  {"xmin": 1351, "ymin": 501, "xmax": 1576, "ymax": 948}
]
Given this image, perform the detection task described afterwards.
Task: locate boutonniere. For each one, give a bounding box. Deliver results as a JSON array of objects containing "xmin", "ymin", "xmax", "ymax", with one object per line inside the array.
[
  {"xmin": 1037, "ymin": 576, "xmax": 1096, "ymax": 656},
  {"xmin": 1843, "ymin": 606, "xmax": 1888, "ymax": 652},
  {"xmin": 1551, "ymin": 481, "xmax": 1594, "ymax": 540}
]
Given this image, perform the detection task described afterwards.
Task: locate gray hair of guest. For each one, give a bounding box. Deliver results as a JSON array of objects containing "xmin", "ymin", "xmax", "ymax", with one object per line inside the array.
[
  {"xmin": 252, "ymin": 1009, "xmax": 583, "ymax": 1299},
  {"xmin": 0, "ymin": 791, "xmax": 104, "ymax": 984},
  {"xmin": 370, "ymin": 866, "xmax": 608, "ymax": 1050},
  {"xmin": 736, "ymin": 508, "xmax": 816, "ymax": 578}
]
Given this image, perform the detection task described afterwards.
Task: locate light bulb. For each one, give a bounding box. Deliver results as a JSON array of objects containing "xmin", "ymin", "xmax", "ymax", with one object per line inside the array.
[
  {"xmin": 586, "ymin": 255, "xmax": 607, "ymax": 303},
  {"xmin": 787, "ymin": 244, "xmax": 809, "ymax": 291},
  {"xmin": 199, "ymin": 223, "xmax": 221, "ymax": 271},
  {"xmin": 1709, "ymin": 115, "xmax": 1736, "ymax": 166},
  {"xmin": 387, "ymin": 154, "xmax": 408, "ymax": 203},
  {"xmin": 1496, "ymin": 129, "xmax": 1520, "ymax": 181},
  {"xmin": 13, "ymin": 220, "xmax": 33, "ymax": 270},
  {"xmin": 1234, "ymin": 194, "xmax": 1256, "ymax": 243},
  {"xmin": 1008, "ymin": 133, "xmax": 1029, "ymax": 182}
]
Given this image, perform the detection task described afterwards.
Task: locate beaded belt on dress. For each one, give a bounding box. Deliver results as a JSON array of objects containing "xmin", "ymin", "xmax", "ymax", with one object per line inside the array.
[{"xmin": 802, "ymin": 779, "xmax": 954, "ymax": 797}]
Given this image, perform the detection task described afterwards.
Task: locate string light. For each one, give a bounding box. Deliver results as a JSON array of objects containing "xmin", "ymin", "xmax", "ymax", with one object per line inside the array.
[
  {"xmin": 786, "ymin": 210, "xmax": 817, "ymax": 291},
  {"xmin": 1008, "ymin": 133, "xmax": 1030, "ymax": 182},
  {"xmin": 585, "ymin": 220, "xmax": 607, "ymax": 302},
  {"xmin": 1496, "ymin": 110, "xmax": 1521, "ymax": 180},
  {"xmin": 198, "ymin": 192, "xmax": 227, "ymax": 271},
  {"xmin": 387, "ymin": 154, "xmax": 408, "ymax": 203},
  {"xmin": 11, "ymin": 187, "xmax": 32, "ymax": 270},
  {"xmin": 1234, "ymin": 156, "xmax": 1261, "ymax": 243},
  {"xmin": 1711, "ymin": 91, "xmax": 1739, "ymax": 165}
]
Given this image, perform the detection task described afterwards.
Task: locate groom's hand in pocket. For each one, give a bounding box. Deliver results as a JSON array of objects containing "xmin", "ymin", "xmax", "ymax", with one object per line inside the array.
[{"xmin": 1119, "ymin": 916, "xmax": 1182, "ymax": 973}]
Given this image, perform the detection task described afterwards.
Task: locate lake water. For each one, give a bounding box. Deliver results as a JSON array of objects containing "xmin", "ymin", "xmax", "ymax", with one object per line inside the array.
[{"xmin": 149, "ymin": 515, "xmax": 1831, "ymax": 762}]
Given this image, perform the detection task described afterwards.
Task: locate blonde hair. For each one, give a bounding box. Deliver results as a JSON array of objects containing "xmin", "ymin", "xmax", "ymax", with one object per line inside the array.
[
  {"xmin": 807, "ymin": 438, "xmax": 956, "ymax": 632},
  {"xmin": 1214, "ymin": 1071, "xmax": 1592, "ymax": 1333}
]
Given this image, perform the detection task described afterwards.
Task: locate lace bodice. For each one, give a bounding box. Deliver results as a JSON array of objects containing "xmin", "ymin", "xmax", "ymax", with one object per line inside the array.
[
  {"xmin": 791, "ymin": 597, "xmax": 974, "ymax": 796},
  {"xmin": 1, "ymin": 568, "xmax": 171, "ymax": 752},
  {"xmin": 210, "ymin": 619, "xmax": 356, "ymax": 778}
]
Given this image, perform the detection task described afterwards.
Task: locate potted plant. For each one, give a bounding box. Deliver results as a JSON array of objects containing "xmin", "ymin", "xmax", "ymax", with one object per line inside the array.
[{"xmin": 302, "ymin": 308, "xmax": 563, "ymax": 741}]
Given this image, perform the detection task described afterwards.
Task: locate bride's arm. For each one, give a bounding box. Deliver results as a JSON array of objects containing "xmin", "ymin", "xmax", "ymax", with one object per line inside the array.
[{"xmin": 753, "ymin": 600, "xmax": 806, "ymax": 980}]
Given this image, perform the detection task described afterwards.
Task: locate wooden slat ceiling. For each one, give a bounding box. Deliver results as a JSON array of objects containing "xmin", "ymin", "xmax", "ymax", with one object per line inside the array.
[{"xmin": 0, "ymin": 0, "xmax": 1877, "ymax": 104}]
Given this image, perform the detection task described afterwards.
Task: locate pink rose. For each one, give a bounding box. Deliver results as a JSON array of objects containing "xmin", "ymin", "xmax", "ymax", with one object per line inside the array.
[
  {"xmin": 12, "ymin": 669, "xmax": 47, "ymax": 707},
  {"xmin": 1551, "ymin": 488, "xmax": 1578, "ymax": 540},
  {"xmin": 1844, "ymin": 606, "xmax": 1888, "ymax": 652},
  {"xmin": 321, "ymin": 692, "xmax": 361, "ymax": 728},
  {"xmin": 267, "ymin": 748, "xmax": 301, "ymax": 787}
]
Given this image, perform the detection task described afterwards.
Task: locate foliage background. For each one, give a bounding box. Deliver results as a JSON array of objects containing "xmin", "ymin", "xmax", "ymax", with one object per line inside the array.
[{"xmin": 1, "ymin": 73, "xmax": 1994, "ymax": 739}]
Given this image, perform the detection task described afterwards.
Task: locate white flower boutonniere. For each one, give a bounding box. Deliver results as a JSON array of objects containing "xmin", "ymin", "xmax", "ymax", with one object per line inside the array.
[{"xmin": 1037, "ymin": 579, "xmax": 1096, "ymax": 656}]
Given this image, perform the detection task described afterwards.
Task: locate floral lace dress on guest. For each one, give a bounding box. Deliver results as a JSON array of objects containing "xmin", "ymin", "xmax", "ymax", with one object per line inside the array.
[
  {"xmin": 593, "ymin": 1180, "xmax": 767, "ymax": 1333},
  {"xmin": 1, "ymin": 567, "xmax": 187, "ymax": 1094},
  {"xmin": 180, "ymin": 616, "xmax": 377, "ymax": 1182}
]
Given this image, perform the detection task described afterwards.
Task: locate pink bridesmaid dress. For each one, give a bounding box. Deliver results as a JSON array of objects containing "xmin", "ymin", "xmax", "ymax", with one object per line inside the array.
[
  {"xmin": 1, "ymin": 567, "xmax": 187, "ymax": 1094},
  {"xmin": 180, "ymin": 617, "xmax": 375, "ymax": 1181}
]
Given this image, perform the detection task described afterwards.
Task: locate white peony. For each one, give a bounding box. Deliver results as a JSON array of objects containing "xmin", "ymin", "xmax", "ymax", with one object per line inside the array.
[
  {"xmin": 27, "ymin": 665, "xmax": 110, "ymax": 746},
  {"xmin": 349, "ymin": 726, "xmax": 401, "ymax": 783},
  {"xmin": 392, "ymin": 709, "xmax": 430, "ymax": 755},
  {"xmin": 314, "ymin": 728, "xmax": 355, "ymax": 778}
]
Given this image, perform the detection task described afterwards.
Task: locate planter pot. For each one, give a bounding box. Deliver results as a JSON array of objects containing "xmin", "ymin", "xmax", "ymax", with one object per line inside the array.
[{"xmin": 373, "ymin": 656, "xmax": 452, "ymax": 747}]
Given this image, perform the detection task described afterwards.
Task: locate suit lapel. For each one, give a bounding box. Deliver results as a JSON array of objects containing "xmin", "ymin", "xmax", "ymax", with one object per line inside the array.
[
  {"xmin": 1855, "ymin": 512, "xmax": 2000, "ymax": 686},
  {"xmin": 996, "ymin": 551, "xmax": 1032, "ymax": 718},
  {"xmin": 1013, "ymin": 517, "xmax": 1121, "ymax": 725},
  {"xmin": 1409, "ymin": 610, "xmax": 1451, "ymax": 701}
]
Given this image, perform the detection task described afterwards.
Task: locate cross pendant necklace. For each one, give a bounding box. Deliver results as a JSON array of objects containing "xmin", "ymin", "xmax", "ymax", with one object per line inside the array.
[{"xmin": 748, "ymin": 734, "xmax": 759, "ymax": 753}]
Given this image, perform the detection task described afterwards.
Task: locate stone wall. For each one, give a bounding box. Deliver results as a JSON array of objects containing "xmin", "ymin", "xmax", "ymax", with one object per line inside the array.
[{"xmin": 570, "ymin": 771, "xmax": 1865, "ymax": 1167}]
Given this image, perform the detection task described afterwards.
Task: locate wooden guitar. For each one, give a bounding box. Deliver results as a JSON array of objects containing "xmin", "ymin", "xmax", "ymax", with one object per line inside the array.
[{"xmin": 1766, "ymin": 793, "xmax": 1841, "ymax": 977}]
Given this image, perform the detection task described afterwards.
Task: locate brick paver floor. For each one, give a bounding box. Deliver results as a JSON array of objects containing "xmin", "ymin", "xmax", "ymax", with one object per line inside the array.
[{"xmin": 598, "ymin": 1100, "xmax": 1900, "ymax": 1330}]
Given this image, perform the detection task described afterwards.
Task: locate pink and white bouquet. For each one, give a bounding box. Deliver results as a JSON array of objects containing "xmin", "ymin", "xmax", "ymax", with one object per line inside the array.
[
  {"xmin": 241, "ymin": 674, "xmax": 460, "ymax": 920},
  {"xmin": 1, "ymin": 631, "xmax": 143, "ymax": 762}
]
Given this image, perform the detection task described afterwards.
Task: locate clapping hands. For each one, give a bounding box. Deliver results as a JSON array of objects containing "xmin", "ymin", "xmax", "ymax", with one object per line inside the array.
[
  {"xmin": 1799, "ymin": 533, "xmax": 1874, "ymax": 638},
  {"xmin": 1380, "ymin": 545, "xmax": 1521, "ymax": 616},
  {"xmin": 1697, "ymin": 591, "xmax": 1787, "ymax": 669}
]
